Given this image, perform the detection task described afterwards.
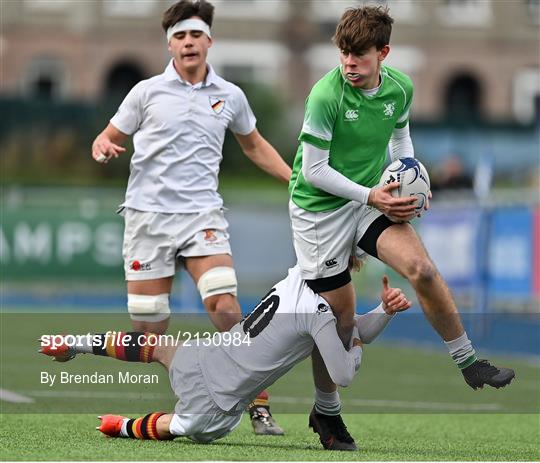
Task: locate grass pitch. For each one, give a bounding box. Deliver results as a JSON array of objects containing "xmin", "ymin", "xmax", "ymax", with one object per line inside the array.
[
  {"xmin": 1, "ymin": 413, "xmax": 539, "ymax": 461},
  {"xmin": 1, "ymin": 312, "xmax": 539, "ymax": 460}
]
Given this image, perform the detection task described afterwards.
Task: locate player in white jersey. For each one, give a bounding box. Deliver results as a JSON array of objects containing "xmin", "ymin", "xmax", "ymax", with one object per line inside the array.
[
  {"xmin": 90, "ymin": 0, "xmax": 291, "ymax": 434},
  {"xmin": 40, "ymin": 268, "xmax": 411, "ymax": 449}
]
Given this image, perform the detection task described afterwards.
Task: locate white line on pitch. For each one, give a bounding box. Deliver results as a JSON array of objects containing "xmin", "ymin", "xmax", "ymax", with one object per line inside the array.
[
  {"xmin": 26, "ymin": 390, "xmax": 170, "ymax": 400},
  {"xmin": 22, "ymin": 390, "xmax": 501, "ymax": 411},
  {"xmin": 271, "ymin": 396, "xmax": 502, "ymax": 411},
  {"xmin": 0, "ymin": 388, "xmax": 35, "ymax": 403}
]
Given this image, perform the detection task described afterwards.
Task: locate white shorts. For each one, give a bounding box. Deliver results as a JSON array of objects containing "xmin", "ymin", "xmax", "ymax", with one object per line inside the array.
[
  {"xmin": 289, "ymin": 200, "xmax": 384, "ymax": 280},
  {"xmin": 122, "ymin": 208, "xmax": 231, "ymax": 281},
  {"xmin": 168, "ymin": 345, "xmax": 242, "ymax": 443}
]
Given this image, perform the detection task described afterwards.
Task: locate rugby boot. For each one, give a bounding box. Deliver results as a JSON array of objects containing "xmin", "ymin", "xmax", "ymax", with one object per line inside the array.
[
  {"xmin": 96, "ymin": 415, "xmax": 125, "ymax": 437},
  {"xmin": 38, "ymin": 336, "xmax": 76, "ymax": 362},
  {"xmin": 249, "ymin": 405, "xmax": 284, "ymax": 436},
  {"xmin": 308, "ymin": 406, "xmax": 357, "ymax": 451},
  {"xmin": 462, "ymin": 359, "xmax": 515, "ymax": 390}
]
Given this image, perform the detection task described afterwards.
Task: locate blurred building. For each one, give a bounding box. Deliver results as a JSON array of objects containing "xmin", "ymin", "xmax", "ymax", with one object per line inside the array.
[{"xmin": 1, "ymin": 0, "xmax": 539, "ymax": 124}]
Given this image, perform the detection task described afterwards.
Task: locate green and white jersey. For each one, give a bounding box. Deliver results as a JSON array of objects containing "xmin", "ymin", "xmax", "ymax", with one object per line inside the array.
[{"xmin": 289, "ymin": 65, "xmax": 414, "ymax": 212}]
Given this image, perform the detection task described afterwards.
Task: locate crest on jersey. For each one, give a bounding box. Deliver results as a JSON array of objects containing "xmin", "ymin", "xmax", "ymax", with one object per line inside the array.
[
  {"xmin": 209, "ymin": 97, "xmax": 226, "ymax": 114},
  {"xmin": 203, "ymin": 229, "xmax": 217, "ymax": 242},
  {"xmin": 383, "ymin": 101, "xmax": 395, "ymax": 117}
]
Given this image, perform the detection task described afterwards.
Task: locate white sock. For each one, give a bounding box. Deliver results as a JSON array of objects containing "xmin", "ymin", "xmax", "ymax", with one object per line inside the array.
[
  {"xmin": 314, "ymin": 387, "xmax": 341, "ymax": 416},
  {"xmin": 445, "ymin": 332, "xmax": 477, "ymax": 369},
  {"xmin": 72, "ymin": 334, "xmax": 94, "ymax": 354},
  {"xmin": 119, "ymin": 418, "xmax": 130, "ymax": 437}
]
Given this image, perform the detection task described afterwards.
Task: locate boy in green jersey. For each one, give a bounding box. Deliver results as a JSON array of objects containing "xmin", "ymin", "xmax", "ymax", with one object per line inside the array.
[{"xmin": 289, "ymin": 6, "xmax": 514, "ymax": 450}]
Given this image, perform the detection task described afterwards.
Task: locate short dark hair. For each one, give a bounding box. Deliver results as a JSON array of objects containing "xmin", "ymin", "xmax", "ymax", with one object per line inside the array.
[
  {"xmin": 162, "ymin": 0, "xmax": 215, "ymax": 32},
  {"xmin": 333, "ymin": 6, "xmax": 393, "ymax": 55}
]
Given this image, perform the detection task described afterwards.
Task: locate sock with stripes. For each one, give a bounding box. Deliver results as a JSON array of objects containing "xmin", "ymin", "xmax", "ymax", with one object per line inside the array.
[
  {"xmin": 248, "ymin": 390, "xmax": 271, "ymax": 415},
  {"xmin": 119, "ymin": 413, "xmax": 170, "ymax": 440},
  {"xmin": 73, "ymin": 331, "xmax": 157, "ymax": 363},
  {"xmin": 314, "ymin": 387, "xmax": 341, "ymax": 416},
  {"xmin": 445, "ymin": 332, "xmax": 477, "ymax": 369}
]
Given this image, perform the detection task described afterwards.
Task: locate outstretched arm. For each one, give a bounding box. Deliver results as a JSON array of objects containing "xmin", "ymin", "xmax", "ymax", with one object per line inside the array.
[
  {"xmin": 355, "ymin": 275, "xmax": 412, "ymax": 344},
  {"xmin": 234, "ymin": 129, "xmax": 291, "ymax": 183}
]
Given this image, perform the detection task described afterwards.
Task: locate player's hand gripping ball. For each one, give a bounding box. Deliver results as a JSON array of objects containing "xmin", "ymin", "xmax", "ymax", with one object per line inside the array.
[{"xmin": 379, "ymin": 157, "xmax": 431, "ymax": 217}]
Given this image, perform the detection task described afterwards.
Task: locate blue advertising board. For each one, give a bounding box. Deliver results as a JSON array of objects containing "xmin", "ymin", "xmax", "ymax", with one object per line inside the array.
[{"xmin": 487, "ymin": 207, "xmax": 534, "ymax": 297}]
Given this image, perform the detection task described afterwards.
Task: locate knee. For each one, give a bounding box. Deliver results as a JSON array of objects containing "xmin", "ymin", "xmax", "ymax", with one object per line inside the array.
[
  {"xmin": 205, "ymin": 293, "xmax": 236, "ymax": 313},
  {"xmin": 204, "ymin": 294, "xmax": 242, "ymax": 331},
  {"xmin": 406, "ymin": 258, "xmax": 438, "ymax": 286},
  {"xmin": 131, "ymin": 319, "xmax": 169, "ymax": 335}
]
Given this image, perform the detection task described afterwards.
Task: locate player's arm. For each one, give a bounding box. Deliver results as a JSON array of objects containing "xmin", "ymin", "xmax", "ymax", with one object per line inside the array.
[
  {"xmin": 386, "ymin": 83, "xmax": 430, "ymax": 211},
  {"xmin": 234, "ymin": 129, "xmax": 291, "ymax": 183},
  {"xmin": 92, "ymin": 81, "xmax": 144, "ymax": 164},
  {"xmin": 313, "ymin": 322, "xmax": 363, "ymax": 387},
  {"xmin": 303, "ymin": 143, "xmax": 416, "ymax": 220},
  {"xmin": 302, "ymin": 142, "xmax": 372, "ymax": 204},
  {"xmin": 91, "ymin": 123, "xmax": 128, "ymax": 163},
  {"xmin": 354, "ymin": 275, "xmax": 411, "ymax": 344},
  {"xmin": 388, "ymin": 122, "xmax": 414, "ymax": 162}
]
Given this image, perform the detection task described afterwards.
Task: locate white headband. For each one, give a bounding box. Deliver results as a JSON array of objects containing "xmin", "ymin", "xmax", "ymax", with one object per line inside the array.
[{"xmin": 166, "ymin": 19, "xmax": 211, "ymax": 42}]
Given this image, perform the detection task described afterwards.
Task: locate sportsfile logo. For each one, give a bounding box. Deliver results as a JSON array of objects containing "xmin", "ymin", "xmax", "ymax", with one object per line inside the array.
[{"xmin": 344, "ymin": 109, "xmax": 358, "ymax": 121}]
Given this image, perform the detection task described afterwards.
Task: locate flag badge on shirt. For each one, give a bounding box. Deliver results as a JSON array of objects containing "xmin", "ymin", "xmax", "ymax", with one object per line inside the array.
[{"xmin": 209, "ymin": 97, "xmax": 226, "ymax": 115}]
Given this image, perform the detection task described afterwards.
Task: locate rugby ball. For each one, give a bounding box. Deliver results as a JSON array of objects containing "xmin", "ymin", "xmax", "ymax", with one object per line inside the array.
[{"xmin": 379, "ymin": 157, "xmax": 430, "ymax": 214}]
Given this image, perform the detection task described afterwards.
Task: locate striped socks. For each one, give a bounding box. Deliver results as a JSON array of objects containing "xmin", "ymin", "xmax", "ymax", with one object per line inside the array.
[
  {"xmin": 445, "ymin": 332, "xmax": 477, "ymax": 369},
  {"xmin": 120, "ymin": 413, "xmax": 169, "ymax": 440},
  {"xmin": 73, "ymin": 331, "xmax": 157, "ymax": 363},
  {"xmin": 248, "ymin": 389, "xmax": 269, "ymax": 411}
]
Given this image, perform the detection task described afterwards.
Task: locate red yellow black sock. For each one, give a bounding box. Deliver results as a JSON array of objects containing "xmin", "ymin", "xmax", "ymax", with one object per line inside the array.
[
  {"xmin": 248, "ymin": 389, "xmax": 270, "ymax": 415},
  {"xmin": 123, "ymin": 413, "xmax": 170, "ymax": 440},
  {"xmin": 92, "ymin": 331, "xmax": 157, "ymax": 363}
]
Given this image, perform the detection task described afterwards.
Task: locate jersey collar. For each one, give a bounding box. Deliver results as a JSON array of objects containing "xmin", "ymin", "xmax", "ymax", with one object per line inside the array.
[{"xmin": 163, "ymin": 59, "xmax": 218, "ymax": 88}]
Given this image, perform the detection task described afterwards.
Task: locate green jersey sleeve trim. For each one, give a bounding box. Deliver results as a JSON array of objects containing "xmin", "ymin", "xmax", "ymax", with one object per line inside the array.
[
  {"xmin": 299, "ymin": 132, "xmax": 331, "ymax": 150},
  {"xmin": 395, "ymin": 118, "xmax": 409, "ymax": 129}
]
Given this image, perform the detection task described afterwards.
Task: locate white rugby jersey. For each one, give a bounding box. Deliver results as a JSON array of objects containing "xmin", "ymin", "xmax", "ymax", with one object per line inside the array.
[
  {"xmin": 110, "ymin": 60, "xmax": 256, "ymax": 213},
  {"xmin": 197, "ymin": 265, "xmax": 363, "ymax": 413}
]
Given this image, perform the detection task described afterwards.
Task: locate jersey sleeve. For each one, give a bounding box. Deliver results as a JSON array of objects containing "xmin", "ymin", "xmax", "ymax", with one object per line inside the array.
[
  {"xmin": 395, "ymin": 77, "xmax": 414, "ymax": 129},
  {"xmin": 228, "ymin": 87, "xmax": 257, "ymax": 135},
  {"xmin": 298, "ymin": 82, "xmax": 339, "ymax": 150},
  {"xmin": 110, "ymin": 82, "xmax": 144, "ymax": 136},
  {"xmin": 313, "ymin": 323, "xmax": 363, "ymax": 387}
]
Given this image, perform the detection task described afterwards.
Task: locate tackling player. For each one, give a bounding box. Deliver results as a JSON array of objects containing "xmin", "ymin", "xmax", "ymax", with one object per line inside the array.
[
  {"xmin": 40, "ymin": 270, "xmax": 411, "ymax": 450},
  {"xmin": 90, "ymin": 0, "xmax": 291, "ymax": 434},
  {"xmin": 288, "ymin": 5, "xmax": 515, "ymax": 443}
]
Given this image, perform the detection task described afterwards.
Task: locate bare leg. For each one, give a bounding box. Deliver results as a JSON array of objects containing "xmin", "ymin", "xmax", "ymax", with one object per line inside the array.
[
  {"xmin": 151, "ymin": 344, "xmax": 178, "ymax": 371},
  {"xmin": 317, "ymin": 282, "xmax": 356, "ymax": 345},
  {"xmin": 185, "ymin": 255, "xmax": 242, "ymax": 331},
  {"xmin": 376, "ymin": 223, "xmax": 464, "ymax": 341}
]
